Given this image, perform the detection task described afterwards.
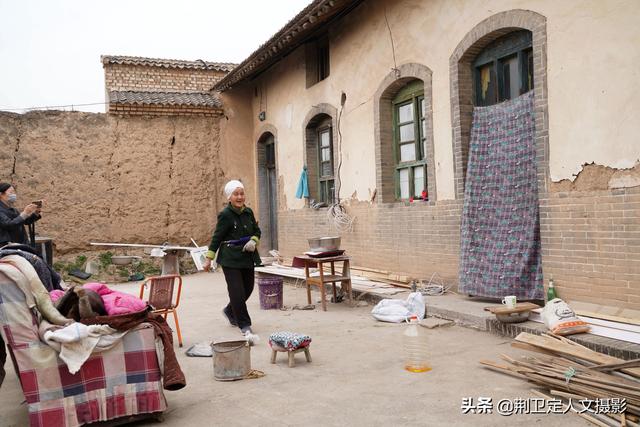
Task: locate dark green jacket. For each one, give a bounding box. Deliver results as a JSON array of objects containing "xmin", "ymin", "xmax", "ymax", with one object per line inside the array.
[{"xmin": 207, "ymin": 204, "xmax": 261, "ymax": 268}]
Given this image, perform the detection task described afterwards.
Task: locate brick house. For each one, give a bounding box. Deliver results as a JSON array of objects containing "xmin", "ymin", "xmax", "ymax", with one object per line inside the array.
[
  {"xmin": 101, "ymin": 55, "xmax": 235, "ymax": 116},
  {"xmin": 211, "ymin": 0, "xmax": 640, "ymax": 310}
]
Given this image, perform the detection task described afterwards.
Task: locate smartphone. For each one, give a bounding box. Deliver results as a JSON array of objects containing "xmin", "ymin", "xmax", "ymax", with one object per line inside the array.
[{"xmin": 32, "ymin": 200, "xmax": 43, "ymax": 208}]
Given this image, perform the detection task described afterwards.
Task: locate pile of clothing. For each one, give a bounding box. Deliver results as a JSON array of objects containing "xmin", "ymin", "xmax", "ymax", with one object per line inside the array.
[{"xmin": 0, "ymin": 244, "xmax": 185, "ymax": 390}]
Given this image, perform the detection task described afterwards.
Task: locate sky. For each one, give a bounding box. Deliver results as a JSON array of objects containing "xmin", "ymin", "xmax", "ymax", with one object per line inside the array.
[{"xmin": 0, "ymin": 0, "xmax": 311, "ymax": 113}]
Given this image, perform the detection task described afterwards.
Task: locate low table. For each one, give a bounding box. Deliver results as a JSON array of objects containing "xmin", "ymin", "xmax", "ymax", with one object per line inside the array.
[{"xmin": 297, "ymin": 254, "xmax": 353, "ymax": 311}]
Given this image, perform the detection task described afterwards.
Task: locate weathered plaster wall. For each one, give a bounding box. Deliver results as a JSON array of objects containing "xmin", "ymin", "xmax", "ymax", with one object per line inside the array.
[
  {"xmin": 239, "ymin": 0, "xmax": 639, "ymax": 205},
  {"xmin": 216, "ymin": 0, "xmax": 640, "ymax": 309},
  {"xmin": 0, "ymin": 111, "xmax": 225, "ymax": 254},
  {"xmin": 218, "ymin": 86, "xmax": 259, "ymax": 209}
]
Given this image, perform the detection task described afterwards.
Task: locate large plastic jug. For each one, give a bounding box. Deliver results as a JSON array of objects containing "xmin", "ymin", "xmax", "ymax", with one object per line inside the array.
[{"xmin": 403, "ymin": 315, "xmax": 431, "ymax": 373}]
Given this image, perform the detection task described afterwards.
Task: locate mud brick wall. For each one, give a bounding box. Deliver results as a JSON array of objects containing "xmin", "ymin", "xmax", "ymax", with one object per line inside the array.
[{"xmin": 0, "ymin": 110, "xmax": 226, "ymax": 254}]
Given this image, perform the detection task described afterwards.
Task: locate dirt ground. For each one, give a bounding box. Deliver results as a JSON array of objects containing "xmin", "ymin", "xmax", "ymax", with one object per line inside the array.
[{"xmin": 0, "ymin": 272, "xmax": 589, "ymax": 426}]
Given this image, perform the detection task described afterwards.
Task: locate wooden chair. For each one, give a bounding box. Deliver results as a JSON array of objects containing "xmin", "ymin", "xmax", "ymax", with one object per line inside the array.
[{"xmin": 140, "ymin": 274, "xmax": 183, "ymax": 347}]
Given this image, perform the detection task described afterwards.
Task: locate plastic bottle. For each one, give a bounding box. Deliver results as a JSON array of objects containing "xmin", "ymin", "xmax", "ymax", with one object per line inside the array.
[
  {"xmin": 546, "ymin": 277, "xmax": 558, "ymax": 303},
  {"xmin": 403, "ymin": 315, "xmax": 431, "ymax": 373}
]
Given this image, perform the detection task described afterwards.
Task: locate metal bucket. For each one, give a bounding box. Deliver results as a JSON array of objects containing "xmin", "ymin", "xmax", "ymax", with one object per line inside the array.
[{"xmin": 211, "ymin": 340, "xmax": 251, "ymax": 381}]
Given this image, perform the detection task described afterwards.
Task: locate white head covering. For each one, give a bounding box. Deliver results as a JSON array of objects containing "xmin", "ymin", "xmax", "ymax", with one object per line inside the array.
[{"xmin": 224, "ymin": 180, "xmax": 244, "ymax": 200}]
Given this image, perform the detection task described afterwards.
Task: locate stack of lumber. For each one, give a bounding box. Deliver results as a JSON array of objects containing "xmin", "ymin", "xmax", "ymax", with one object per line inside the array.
[
  {"xmin": 481, "ymin": 332, "xmax": 640, "ymax": 426},
  {"xmin": 350, "ymin": 266, "xmax": 411, "ymax": 287},
  {"xmin": 278, "ymin": 258, "xmax": 412, "ymax": 288}
]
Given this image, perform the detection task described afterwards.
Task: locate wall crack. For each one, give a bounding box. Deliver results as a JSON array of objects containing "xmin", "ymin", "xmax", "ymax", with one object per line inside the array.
[{"xmin": 11, "ymin": 117, "xmax": 23, "ymax": 179}]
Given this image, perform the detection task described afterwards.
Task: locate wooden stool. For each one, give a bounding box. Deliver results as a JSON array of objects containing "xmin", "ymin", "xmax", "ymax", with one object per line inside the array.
[{"xmin": 270, "ymin": 344, "xmax": 312, "ymax": 368}]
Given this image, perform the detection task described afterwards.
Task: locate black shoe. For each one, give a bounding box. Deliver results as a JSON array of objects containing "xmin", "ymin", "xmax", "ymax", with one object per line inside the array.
[{"xmin": 222, "ymin": 309, "xmax": 237, "ymax": 326}]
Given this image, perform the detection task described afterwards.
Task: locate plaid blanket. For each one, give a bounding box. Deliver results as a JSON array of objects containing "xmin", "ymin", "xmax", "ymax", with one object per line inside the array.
[
  {"xmin": 0, "ymin": 271, "xmax": 167, "ymax": 427},
  {"xmin": 459, "ymin": 91, "xmax": 543, "ymax": 300}
]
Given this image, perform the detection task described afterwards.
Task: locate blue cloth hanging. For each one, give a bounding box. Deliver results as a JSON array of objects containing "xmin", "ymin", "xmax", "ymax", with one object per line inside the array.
[{"xmin": 295, "ymin": 166, "xmax": 309, "ymax": 199}]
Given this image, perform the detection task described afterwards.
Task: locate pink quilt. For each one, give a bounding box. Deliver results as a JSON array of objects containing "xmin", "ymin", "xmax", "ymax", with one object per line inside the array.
[{"xmin": 50, "ymin": 283, "xmax": 147, "ymax": 316}]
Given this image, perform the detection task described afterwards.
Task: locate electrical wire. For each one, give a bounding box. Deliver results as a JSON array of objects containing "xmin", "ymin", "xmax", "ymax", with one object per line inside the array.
[
  {"xmin": 327, "ymin": 203, "xmax": 355, "ymax": 233},
  {"xmin": 0, "ymin": 101, "xmax": 108, "ymax": 112},
  {"xmin": 326, "ymin": 92, "xmax": 356, "ymax": 233},
  {"xmin": 383, "ymin": 6, "xmax": 400, "ymax": 77},
  {"xmin": 416, "ymin": 272, "xmax": 453, "ymax": 296}
]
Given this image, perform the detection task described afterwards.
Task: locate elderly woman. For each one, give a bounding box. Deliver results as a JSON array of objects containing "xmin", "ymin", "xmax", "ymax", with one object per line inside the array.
[
  {"xmin": 204, "ymin": 180, "xmax": 261, "ymax": 337},
  {"xmin": 0, "ymin": 182, "xmax": 41, "ymax": 248}
]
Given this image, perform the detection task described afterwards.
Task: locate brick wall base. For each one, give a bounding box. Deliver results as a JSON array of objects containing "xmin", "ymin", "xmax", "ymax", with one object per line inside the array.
[
  {"xmin": 540, "ymin": 187, "xmax": 640, "ymax": 310},
  {"xmin": 278, "ymin": 200, "xmax": 463, "ymax": 285},
  {"xmin": 277, "ymin": 187, "xmax": 640, "ymax": 310}
]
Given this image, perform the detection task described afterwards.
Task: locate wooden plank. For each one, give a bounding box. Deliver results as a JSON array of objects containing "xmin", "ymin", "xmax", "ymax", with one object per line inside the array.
[
  {"xmin": 575, "ymin": 310, "xmax": 640, "ymax": 327},
  {"xmin": 530, "ymin": 389, "xmax": 618, "ymax": 427},
  {"xmin": 351, "ymin": 265, "xmax": 390, "ymax": 275},
  {"xmin": 485, "ymin": 302, "xmax": 541, "ymax": 315},
  {"xmin": 478, "ymin": 360, "xmax": 529, "ymax": 379},
  {"xmin": 592, "ymin": 359, "xmax": 640, "ymax": 372},
  {"xmin": 514, "ymin": 333, "xmax": 640, "ymax": 377}
]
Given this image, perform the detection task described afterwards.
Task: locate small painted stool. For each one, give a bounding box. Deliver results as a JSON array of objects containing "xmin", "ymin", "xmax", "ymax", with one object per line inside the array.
[{"xmin": 270, "ymin": 343, "xmax": 312, "ymax": 368}]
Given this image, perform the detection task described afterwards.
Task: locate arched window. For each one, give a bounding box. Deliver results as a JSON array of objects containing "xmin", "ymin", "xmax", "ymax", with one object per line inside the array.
[
  {"xmin": 473, "ymin": 30, "xmax": 533, "ymax": 106},
  {"xmin": 304, "ymin": 109, "xmax": 336, "ymax": 205},
  {"xmin": 317, "ymin": 121, "xmax": 334, "ymax": 204},
  {"xmin": 393, "ymin": 80, "xmax": 426, "ymax": 200}
]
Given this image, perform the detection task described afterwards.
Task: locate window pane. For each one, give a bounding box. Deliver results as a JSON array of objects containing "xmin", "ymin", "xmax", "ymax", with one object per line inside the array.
[
  {"xmin": 501, "ymin": 55, "xmax": 519, "ymax": 100},
  {"xmin": 414, "ymin": 166, "xmax": 424, "ymax": 197},
  {"xmin": 321, "ymin": 147, "xmax": 330, "ymax": 162},
  {"xmin": 399, "ymin": 168, "xmax": 409, "ymax": 199},
  {"xmin": 399, "ymin": 123, "xmax": 414, "ymax": 143},
  {"xmin": 398, "ymin": 103, "xmax": 413, "ymax": 123},
  {"xmin": 400, "ymin": 143, "xmax": 416, "ymax": 162},
  {"xmin": 477, "ymin": 63, "xmax": 496, "ymax": 106},
  {"xmin": 320, "ymin": 130, "xmax": 330, "ymax": 147},
  {"xmin": 321, "ymin": 161, "xmax": 332, "ymax": 177}
]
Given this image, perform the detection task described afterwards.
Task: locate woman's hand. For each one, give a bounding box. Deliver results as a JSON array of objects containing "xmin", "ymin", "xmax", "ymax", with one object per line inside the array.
[
  {"xmin": 242, "ymin": 240, "xmax": 256, "ymax": 252},
  {"xmin": 203, "ymin": 258, "xmax": 212, "ymax": 272},
  {"xmin": 22, "ymin": 203, "xmax": 38, "ymax": 216}
]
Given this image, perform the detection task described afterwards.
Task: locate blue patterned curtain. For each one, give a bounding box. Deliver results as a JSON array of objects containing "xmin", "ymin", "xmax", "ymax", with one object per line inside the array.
[{"xmin": 459, "ymin": 91, "xmax": 543, "ymax": 300}]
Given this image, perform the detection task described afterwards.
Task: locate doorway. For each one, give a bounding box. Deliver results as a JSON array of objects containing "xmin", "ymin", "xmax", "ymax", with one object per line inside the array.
[{"xmin": 257, "ymin": 132, "xmax": 278, "ymax": 251}]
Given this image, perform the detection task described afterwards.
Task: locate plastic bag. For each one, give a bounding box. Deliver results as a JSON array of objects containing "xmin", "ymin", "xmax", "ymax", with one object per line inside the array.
[
  {"xmin": 542, "ymin": 298, "xmax": 590, "ymax": 336},
  {"xmin": 371, "ymin": 292, "xmax": 426, "ymax": 323}
]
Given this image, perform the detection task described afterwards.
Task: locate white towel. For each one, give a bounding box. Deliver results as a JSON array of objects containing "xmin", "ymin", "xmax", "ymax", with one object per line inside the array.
[{"xmin": 42, "ymin": 322, "xmax": 127, "ymax": 374}]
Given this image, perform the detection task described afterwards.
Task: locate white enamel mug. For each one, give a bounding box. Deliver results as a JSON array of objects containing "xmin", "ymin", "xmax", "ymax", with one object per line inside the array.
[{"xmin": 501, "ymin": 295, "xmax": 517, "ymax": 309}]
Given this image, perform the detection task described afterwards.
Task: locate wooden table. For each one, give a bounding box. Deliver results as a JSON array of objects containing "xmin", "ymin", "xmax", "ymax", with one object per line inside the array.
[{"xmin": 297, "ymin": 254, "xmax": 353, "ymax": 311}]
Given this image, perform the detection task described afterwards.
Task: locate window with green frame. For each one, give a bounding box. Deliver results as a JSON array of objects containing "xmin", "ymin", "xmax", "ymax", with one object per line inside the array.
[
  {"xmin": 317, "ymin": 126, "xmax": 334, "ymax": 204},
  {"xmin": 393, "ymin": 80, "xmax": 427, "ymax": 200}
]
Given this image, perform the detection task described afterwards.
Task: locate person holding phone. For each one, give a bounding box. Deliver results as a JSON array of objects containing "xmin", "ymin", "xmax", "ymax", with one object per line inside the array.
[
  {"xmin": 0, "ymin": 182, "xmax": 42, "ymax": 248},
  {"xmin": 0, "ymin": 183, "xmax": 44, "ymax": 387}
]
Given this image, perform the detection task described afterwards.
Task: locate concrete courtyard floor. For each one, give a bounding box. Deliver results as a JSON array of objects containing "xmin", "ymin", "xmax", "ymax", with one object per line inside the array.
[{"xmin": 0, "ymin": 272, "xmax": 589, "ymax": 426}]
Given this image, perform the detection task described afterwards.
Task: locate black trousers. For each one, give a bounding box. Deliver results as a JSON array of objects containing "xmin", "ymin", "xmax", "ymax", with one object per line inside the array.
[{"xmin": 222, "ymin": 267, "xmax": 255, "ymax": 330}]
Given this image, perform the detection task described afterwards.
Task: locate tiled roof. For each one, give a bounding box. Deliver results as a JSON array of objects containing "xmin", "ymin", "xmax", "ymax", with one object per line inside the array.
[
  {"xmin": 214, "ymin": 0, "xmax": 364, "ymax": 91},
  {"xmin": 101, "ymin": 55, "xmax": 236, "ymax": 72},
  {"xmin": 108, "ymin": 91, "xmax": 222, "ymax": 108}
]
